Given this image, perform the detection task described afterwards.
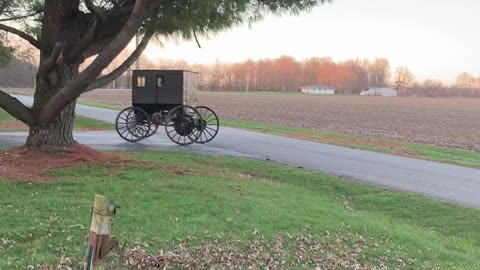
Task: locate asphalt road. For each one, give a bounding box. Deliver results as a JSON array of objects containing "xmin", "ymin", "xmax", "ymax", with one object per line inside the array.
[{"xmin": 4, "ymin": 95, "xmax": 480, "ymax": 207}]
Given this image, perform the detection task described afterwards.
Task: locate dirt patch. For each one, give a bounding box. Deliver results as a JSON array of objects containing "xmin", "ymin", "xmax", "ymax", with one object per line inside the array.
[
  {"xmin": 289, "ymin": 132, "xmax": 317, "ymax": 140},
  {"xmin": 0, "ymin": 145, "xmax": 205, "ymax": 182},
  {"xmin": 0, "ymin": 144, "xmax": 125, "ymax": 181}
]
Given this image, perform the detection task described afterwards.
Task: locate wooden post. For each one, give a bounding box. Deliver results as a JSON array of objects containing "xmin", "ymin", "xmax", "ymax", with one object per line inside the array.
[{"xmin": 84, "ymin": 195, "xmax": 117, "ymax": 270}]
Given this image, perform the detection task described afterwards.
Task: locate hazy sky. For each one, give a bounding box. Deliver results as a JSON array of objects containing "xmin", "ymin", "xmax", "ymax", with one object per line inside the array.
[{"xmin": 144, "ymin": 0, "xmax": 479, "ymax": 82}]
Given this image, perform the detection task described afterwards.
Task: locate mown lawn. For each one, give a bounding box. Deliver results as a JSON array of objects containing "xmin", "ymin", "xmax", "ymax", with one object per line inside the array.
[
  {"xmin": 1, "ymin": 151, "xmax": 479, "ymax": 269},
  {"xmin": 0, "ymin": 108, "xmax": 113, "ymax": 131}
]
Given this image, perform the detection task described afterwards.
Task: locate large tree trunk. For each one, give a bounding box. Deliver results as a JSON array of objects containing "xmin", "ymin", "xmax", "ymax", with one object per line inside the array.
[
  {"xmin": 25, "ymin": 0, "xmax": 81, "ymax": 152},
  {"xmin": 26, "ymin": 64, "xmax": 79, "ymax": 151}
]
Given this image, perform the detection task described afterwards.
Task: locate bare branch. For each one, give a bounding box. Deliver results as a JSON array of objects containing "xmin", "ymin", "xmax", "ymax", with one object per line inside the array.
[
  {"xmin": 38, "ymin": 0, "xmax": 148, "ymax": 124},
  {"xmin": 85, "ymin": 31, "xmax": 154, "ymax": 92},
  {"xmin": 0, "ymin": 90, "xmax": 34, "ymax": 126},
  {"xmin": 0, "ymin": 23, "xmax": 46, "ymax": 52}
]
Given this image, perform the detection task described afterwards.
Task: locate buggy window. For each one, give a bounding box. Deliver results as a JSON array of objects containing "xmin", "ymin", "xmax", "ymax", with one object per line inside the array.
[
  {"xmin": 157, "ymin": 76, "xmax": 164, "ymax": 87},
  {"xmin": 137, "ymin": 76, "xmax": 145, "ymax": 87}
]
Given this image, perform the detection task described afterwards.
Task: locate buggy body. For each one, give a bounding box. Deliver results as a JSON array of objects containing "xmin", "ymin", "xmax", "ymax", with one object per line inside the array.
[{"xmin": 115, "ymin": 70, "xmax": 219, "ymax": 145}]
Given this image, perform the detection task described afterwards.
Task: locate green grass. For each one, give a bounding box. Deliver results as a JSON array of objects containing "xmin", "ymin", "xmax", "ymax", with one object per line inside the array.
[
  {"xmin": 0, "ymin": 151, "xmax": 479, "ymax": 269},
  {"xmin": 404, "ymin": 144, "xmax": 480, "ymax": 169},
  {"xmin": 72, "ymin": 115, "xmax": 114, "ymax": 130},
  {"xmin": 0, "ymin": 108, "xmax": 113, "ymax": 131},
  {"xmin": 0, "ymin": 108, "xmax": 16, "ymax": 122},
  {"xmin": 78, "ymin": 100, "xmax": 125, "ymax": 111}
]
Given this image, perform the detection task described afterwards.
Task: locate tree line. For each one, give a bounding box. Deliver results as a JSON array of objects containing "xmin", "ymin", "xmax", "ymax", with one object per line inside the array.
[
  {"xmin": 2, "ymin": 43, "xmax": 480, "ymax": 98},
  {"xmin": 139, "ymin": 56, "xmax": 480, "ymax": 97},
  {"xmin": 142, "ymin": 56, "xmax": 391, "ymax": 94}
]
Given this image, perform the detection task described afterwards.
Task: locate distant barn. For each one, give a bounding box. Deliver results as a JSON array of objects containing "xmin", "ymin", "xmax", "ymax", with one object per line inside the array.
[
  {"xmin": 360, "ymin": 87, "xmax": 397, "ymax": 97},
  {"xmin": 300, "ymin": 85, "xmax": 336, "ymax": 95}
]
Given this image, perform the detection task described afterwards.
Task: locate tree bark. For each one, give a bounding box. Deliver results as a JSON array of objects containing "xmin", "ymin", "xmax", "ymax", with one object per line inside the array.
[
  {"xmin": 25, "ymin": 0, "xmax": 81, "ymax": 152},
  {"xmin": 26, "ymin": 104, "xmax": 77, "ymax": 152},
  {"xmin": 26, "ymin": 62, "xmax": 79, "ymax": 151}
]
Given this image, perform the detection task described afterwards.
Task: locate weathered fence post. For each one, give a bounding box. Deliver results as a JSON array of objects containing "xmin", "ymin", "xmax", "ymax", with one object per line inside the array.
[{"xmin": 84, "ymin": 195, "xmax": 118, "ymax": 270}]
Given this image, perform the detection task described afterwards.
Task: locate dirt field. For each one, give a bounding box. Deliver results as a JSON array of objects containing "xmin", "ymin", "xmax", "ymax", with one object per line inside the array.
[
  {"xmin": 8, "ymin": 88, "xmax": 480, "ymax": 151},
  {"xmin": 198, "ymin": 92, "xmax": 480, "ymax": 151}
]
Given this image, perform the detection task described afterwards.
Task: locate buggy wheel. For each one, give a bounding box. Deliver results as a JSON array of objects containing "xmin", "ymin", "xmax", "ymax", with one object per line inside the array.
[
  {"xmin": 115, "ymin": 106, "xmax": 152, "ymax": 142},
  {"xmin": 195, "ymin": 106, "xmax": 219, "ymax": 144},
  {"xmin": 145, "ymin": 124, "xmax": 158, "ymax": 138},
  {"xmin": 165, "ymin": 105, "xmax": 201, "ymax": 145}
]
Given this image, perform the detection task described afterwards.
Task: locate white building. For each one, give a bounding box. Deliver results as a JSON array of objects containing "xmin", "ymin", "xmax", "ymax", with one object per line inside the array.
[
  {"xmin": 300, "ymin": 85, "xmax": 336, "ymax": 95},
  {"xmin": 360, "ymin": 87, "xmax": 397, "ymax": 97}
]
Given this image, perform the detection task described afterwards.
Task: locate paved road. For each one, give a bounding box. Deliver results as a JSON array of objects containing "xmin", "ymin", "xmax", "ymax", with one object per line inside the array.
[{"xmin": 4, "ymin": 95, "xmax": 480, "ymax": 207}]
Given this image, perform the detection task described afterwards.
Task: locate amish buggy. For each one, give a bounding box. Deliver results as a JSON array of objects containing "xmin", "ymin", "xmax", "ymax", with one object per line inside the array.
[{"xmin": 115, "ymin": 70, "xmax": 219, "ymax": 145}]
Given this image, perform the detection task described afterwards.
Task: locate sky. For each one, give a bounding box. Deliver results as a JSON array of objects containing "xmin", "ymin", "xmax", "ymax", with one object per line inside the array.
[{"xmin": 143, "ymin": 0, "xmax": 480, "ymax": 83}]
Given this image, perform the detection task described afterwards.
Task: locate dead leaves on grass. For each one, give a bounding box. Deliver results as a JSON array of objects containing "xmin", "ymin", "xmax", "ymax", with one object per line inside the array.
[
  {"xmin": 124, "ymin": 229, "xmax": 420, "ymax": 270},
  {"xmin": 24, "ymin": 226, "xmax": 436, "ymax": 270}
]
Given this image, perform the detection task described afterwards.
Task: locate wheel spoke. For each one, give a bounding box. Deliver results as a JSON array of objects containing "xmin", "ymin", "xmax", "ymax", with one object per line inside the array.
[
  {"xmin": 204, "ymin": 127, "xmax": 214, "ymax": 138},
  {"xmin": 119, "ymin": 127, "xmax": 129, "ymax": 135},
  {"xmin": 172, "ymin": 133, "xmax": 180, "ymax": 143},
  {"xmin": 205, "ymin": 126, "xmax": 217, "ymax": 132}
]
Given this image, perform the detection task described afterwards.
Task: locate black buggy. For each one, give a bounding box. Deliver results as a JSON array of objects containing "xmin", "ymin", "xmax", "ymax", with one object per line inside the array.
[{"xmin": 115, "ymin": 70, "xmax": 219, "ymax": 145}]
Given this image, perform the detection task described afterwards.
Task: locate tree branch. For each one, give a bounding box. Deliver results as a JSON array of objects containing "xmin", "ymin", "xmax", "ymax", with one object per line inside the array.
[
  {"xmin": 0, "ymin": 90, "xmax": 34, "ymax": 126},
  {"xmin": 85, "ymin": 31, "xmax": 154, "ymax": 92},
  {"xmin": 69, "ymin": 2, "xmax": 135, "ymax": 60},
  {"xmin": 65, "ymin": 19, "xmax": 100, "ymax": 62},
  {"xmin": 38, "ymin": 0, "xmax": 148, "ymax": 125},
  {"xmin": 38, "ymin": 42, "xmax": 64, "ymax": 77},
  {"xmin": 0, "ymin": 23, "xmax": 46, "ymax": 52},
  {"xmin": 193, "ymin": 29, "xmax": 202, "ymax": 49},
  {"xmin": 65, "ymin": 0, "xmax": 107, "ymax": 62}
]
